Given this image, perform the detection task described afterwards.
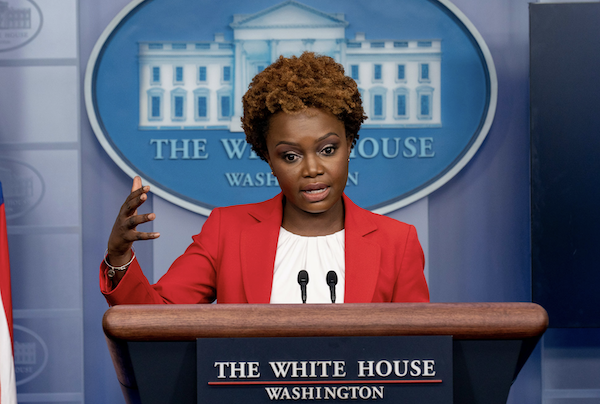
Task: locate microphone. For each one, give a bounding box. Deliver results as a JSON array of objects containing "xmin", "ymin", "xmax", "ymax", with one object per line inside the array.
[
  {"xmin": 298, "ymin": 270, "xmax": 309, "ymax": 304},
  {"xmin": 326, "ymin": 271, "xmax": 338, "ymax": 303}
]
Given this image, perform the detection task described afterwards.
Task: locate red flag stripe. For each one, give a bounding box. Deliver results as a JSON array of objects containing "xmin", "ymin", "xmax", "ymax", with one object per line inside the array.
[{"xmin": 0, "ymin": 202, "xmax": 12, "ymax": 349}]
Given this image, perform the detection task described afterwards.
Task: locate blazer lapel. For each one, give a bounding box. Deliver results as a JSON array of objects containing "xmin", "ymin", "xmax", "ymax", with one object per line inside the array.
[
  {"xmin": 240, "ymin": 195, "xmax": 283, "ymax": 303},
  {"xmin": 343, "ymin": 195, "xmax": 381, "ymax": 303}
]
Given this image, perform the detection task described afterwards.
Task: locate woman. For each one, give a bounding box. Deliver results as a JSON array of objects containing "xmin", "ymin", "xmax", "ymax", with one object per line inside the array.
[{"xmin": 100, "ymin": 52, "xmax": 429, "ymax": 305}]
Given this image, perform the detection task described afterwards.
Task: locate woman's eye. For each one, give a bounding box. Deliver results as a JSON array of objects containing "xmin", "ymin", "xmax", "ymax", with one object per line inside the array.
[
  {"xmin": 322, "ymin": 146, "xmax": 336, "ymax": 155},
  {"xmin": 284, "ymin": 153, "xmax": 298, "ymax": 162}
]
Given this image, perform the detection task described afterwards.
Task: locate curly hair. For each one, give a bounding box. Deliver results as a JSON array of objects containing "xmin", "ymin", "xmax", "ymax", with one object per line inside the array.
[{"xmin": 242, "ymin": 52, "xmax": 366, "ymax": 161}]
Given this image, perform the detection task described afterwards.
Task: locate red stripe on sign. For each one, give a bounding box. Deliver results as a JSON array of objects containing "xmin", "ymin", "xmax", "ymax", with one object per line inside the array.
[{"xmin": 209, "ymin": 379, "xmax": 443, "ymax": 386}]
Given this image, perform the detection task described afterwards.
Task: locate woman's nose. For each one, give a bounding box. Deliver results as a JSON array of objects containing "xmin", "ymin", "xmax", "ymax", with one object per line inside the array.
[{"xmin": 302, "ymin": 155, "xmax": 324, "ymax": 178}]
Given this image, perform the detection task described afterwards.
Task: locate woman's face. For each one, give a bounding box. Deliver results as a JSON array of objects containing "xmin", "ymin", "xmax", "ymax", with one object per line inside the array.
[{"xmin": 265, "ymin": 108, "xmax": 352, "ymax": 219}]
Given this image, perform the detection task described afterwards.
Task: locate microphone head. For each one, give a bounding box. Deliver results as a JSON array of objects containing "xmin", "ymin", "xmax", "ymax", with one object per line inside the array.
[
  {"xmin": 327, "ymin": 270, "xmax": 338, "ymax": 286},
  {"xmin": 298, "ymin": 270, "xmax": 309, "ymax": 285}
]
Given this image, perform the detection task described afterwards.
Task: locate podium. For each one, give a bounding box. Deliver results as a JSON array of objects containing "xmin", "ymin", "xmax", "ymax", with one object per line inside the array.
[{"xmin": 103, "ymin": 303, "xmax": 548, "ymax": 404}]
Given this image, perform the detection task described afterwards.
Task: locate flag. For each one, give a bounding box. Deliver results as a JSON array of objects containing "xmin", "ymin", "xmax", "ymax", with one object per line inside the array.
[{"xmin": 0, "ymin": 182, "xmax": 17, "ymax": 404}]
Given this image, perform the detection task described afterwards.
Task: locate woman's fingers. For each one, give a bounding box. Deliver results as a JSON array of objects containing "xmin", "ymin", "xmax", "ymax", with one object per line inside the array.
[
  {"xmin": 106, "ymin": 177, "xmax": 159, "ymax": 263},
  {"xmin": 109, "ymin": 217, "xmax": 159, "ymax": 254},
  {"xmin": 122, "ymin": 185, "xmax": 150, "ymax": 216},
  {"xmin": 121, "ymin": 175, "xmax": 150, "ymax": 216},
  {"xmin": 119, "ymin": 213, "xmax": 159, "ymax": 240},
  {"xmin": 131, "ymin": 176, "xmax": 143, "ymax": 193},
  {"xmin": 132, "ymin": 230, "xmax": 161, "ymax": 241},
  {"xmin": 124, "ymin": 212, "xmax": 156, "ymax": 230},
  {"xmin": 119, "ymin": 229, "xmax": 160, "ymax": 242}
]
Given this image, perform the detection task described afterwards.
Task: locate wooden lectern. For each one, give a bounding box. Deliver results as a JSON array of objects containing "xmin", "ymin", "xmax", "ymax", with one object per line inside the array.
[{"xmin": 103, "ymin": 303, "xmax": 548, "ymax": 404}]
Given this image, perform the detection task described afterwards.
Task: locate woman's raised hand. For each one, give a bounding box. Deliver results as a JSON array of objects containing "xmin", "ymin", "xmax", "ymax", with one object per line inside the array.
[{"xmin": 107, "ymin": 176, "xmax": 160, "ymax": 268}]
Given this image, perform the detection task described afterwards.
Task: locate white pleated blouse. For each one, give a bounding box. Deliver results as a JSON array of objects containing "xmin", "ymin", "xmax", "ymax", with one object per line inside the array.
[{"xmin": 270, "ymin": 227, "xmax": 345, "ymax": 304}]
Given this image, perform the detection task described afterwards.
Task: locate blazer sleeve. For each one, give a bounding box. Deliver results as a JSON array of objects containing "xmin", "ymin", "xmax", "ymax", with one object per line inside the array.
[
  {"xmin": 100, "ymin": 208, "xmax": 222, "ymax": 305},
  {"xmin": 391, "ymin": 225, "xmax": 430, "ymax": 302}
]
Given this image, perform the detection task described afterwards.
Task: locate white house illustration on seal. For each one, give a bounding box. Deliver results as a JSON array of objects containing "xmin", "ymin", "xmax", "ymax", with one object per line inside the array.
[
  {"xmin": 0, "ymin": 0, "xmax": 31, "ymax": 29},
  {"xmin": 138, "ymin": 0, "xmax": 441, "ymax": 131}
]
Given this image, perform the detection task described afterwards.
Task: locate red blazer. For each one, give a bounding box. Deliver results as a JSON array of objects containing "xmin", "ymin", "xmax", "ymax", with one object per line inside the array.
[{"xmin": 101, "ymin": 194, "xmax": 429, "ymax": 305}]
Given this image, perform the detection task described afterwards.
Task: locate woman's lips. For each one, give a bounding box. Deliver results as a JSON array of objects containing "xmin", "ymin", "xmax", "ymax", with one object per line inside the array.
[{"xmin": 301, "ymin": 184, "xmax": 330, "ymax": 202}]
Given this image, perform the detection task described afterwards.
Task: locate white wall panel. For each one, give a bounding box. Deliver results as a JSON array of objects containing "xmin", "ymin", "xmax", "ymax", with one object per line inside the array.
[
  {"xmin": 0, "ymin": 150, "xmax": 79, "ymax": 226},
  {"xmin": 0, "ymin": 66, "xmax": 78, "ymax": 144},
  {"xmin": 8, "ymin": 233, "xmax": 80, "ymax": 310},
  {"xmin": 0, "ymin": 0, "xmax": 78, "ymax": 60},
  {"xmin": 13, "ymin": 317, "xmax": 83, "ymax": 395}
]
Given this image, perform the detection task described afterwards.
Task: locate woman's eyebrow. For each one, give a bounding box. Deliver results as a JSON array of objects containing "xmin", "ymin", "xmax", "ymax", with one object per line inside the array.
[
  {"xmin": 275, "ymin": 132, "xmax": 340, "ymax": 147},
  {"xmin": 317, "ymin": 132, "xmax": 340, "ymax": 142}
]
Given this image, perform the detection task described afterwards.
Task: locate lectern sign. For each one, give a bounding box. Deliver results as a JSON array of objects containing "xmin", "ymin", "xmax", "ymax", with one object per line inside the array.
[{"xmin": 197, "ymin": 336, "xmax": 452, "ymax": 403}]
